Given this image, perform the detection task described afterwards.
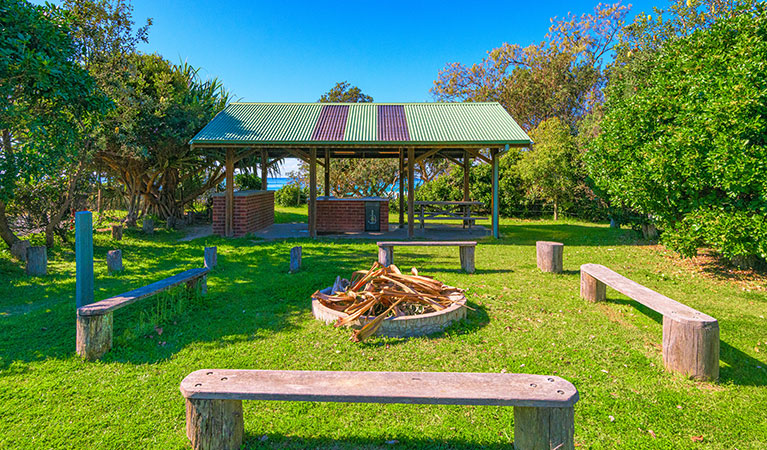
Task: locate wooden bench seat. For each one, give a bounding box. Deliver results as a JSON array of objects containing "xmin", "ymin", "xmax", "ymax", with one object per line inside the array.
[
  {"xmin": 580, "ymin": 263, "xmax": 719, "ymax": 381},
  {"xmin": 377, "ymin": 241, "xmax": 477, "ymax": 273},
  {"xmin": 76, "ymin": 267, "xmax": 209, "ymax": 360},
  {"xmin": 181, "ymin": 369, "xmax": 579, "ymax": 450}
]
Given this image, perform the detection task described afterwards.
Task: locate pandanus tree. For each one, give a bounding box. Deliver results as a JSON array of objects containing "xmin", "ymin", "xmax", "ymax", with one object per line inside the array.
[{"xmin": 95, "ymin": 55, "xmax": 232, "ymax": 224}]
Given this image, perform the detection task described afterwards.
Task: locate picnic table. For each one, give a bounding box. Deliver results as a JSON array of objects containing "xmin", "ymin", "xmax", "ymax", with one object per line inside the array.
[{"xmin": 414, "ymin": 200, "xmax": 485, "ymax": 229}]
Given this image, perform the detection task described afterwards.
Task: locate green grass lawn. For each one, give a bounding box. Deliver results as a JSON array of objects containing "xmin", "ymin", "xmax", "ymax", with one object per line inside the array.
[{"xmin": 1, "ymin": 206, "xmax": 765, "ymax": 449}]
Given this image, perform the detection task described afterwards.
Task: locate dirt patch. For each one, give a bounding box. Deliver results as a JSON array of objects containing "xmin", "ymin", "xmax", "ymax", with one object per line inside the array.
[{"xmin": 656, "ymin": 246, "xmax": 767, "ymax": 292}]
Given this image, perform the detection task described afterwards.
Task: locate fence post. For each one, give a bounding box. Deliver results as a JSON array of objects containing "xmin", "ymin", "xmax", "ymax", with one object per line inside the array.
[{"xmin": 76, "ymin": 211, "xmax": 94, "ymax": 308}]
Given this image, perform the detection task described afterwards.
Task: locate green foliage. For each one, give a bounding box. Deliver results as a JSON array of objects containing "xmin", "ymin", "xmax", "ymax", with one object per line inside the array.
[
  {"xmin": 235, "ymin": 172, "xmax": 262, "ymax": 191},
  {"xmin": 517, "ymin": 118, "xmax": 583, "ymax": 220},
  {"xmin": 275, "ymin": 183, "xmax": 307, "ymax": 207},
  {"xmin": 588, "ymin": 4, "xmax": 767, "ymax": 260},
  {"xmin": 318, "ymin": 81, "xmax": 373, "ymax": 103}
]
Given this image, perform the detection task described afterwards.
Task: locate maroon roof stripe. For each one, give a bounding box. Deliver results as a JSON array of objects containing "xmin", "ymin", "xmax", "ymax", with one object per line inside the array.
[
  {"xmin": 311, "ymin": 105, "xmax": 349, "ymax": 141},
  {"xmin": 377, "ymin": 105, "xmax": 410, "ymax": 141}
]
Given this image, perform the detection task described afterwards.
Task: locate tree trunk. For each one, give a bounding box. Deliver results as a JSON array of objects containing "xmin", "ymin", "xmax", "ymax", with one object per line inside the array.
[
  {"xmin": 553, "ymin": 202, "xmax": 558, "ymax": 221},
  {"xmin": 0, "ymin": 199, "xmax": 20, "ymax": 249},
  {"xmin": 44, "ymin": 158, "xmax": 86, "ymax": 248}
]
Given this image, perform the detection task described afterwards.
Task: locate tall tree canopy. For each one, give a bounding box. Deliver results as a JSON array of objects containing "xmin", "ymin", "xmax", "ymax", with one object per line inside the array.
[
  {"xmin": 319, "ymin": 81, "xmax": 373, "ymax": 103},
  {"xmin": 0, "ymin": 0, "xmax": 110, "ymax": 248},
  {"xmin": 587, "ymin": 3, "xmax": 767, "ymax": 262}
]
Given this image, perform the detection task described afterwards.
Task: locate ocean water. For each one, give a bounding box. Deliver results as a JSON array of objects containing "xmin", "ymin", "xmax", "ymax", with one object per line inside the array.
[{"xmin": 267, "ymin": 177, "xmax": 423, "ymax": 193}]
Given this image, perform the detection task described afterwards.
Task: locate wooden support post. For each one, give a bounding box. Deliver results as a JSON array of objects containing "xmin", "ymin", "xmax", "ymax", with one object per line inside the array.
[
  {"xmin": 185, "ymin": 398, "xmax": 244, "ymax": 450},
  {"xmin": 309, "ymin": 148, "xmax": 317, "ymax": 238},
  {"xmin": 143, "ymin": 218, "xmax": 154, "ymax": 234},
  {"xmin": 536, "ymin": 241, "xmax": 564, "ymax": 273},
  {"xmin": 580, "ymin": 271, "xmax": 606, "ymax": 302},
  {"xmin": 106, "ymin": 249, "xmax": 123, "ymax": 273},
  {"xmin": 204, "ymin": 247, "xmax": 217, "ymax": 269},
  {"xmin": 513, "ymin": 406, "xmax": 575, "ymax": 450},
  {"xmin": 459, "ymin": 246, "xmax": 475, "ymax": 274},
  {"xmin": 225, "ymin": 149, "xmax": 234, "ymax": 237},
  {"xmin": 76, "ymin": 312, "xmax": 113, "ymax": 360},
  {"xmin": 75, "ymin": 211, "xmax": 93, "ymax": 307},
  {"xmin": 289, "ymin": 246, "xmax": 302, "ymax": 273},
  {"xmin": 491, "ymin": 148, "xmax": 500, "ymax": 239},
  {"xmin": 324, "ymin": 149, "xmax": 330, "ymax": 196},
  {"xmin": 26, "ymin": 246, "xmax": 47, "ymax": 276},
  {"xmin": 662, "ymin": 317, "xmax": 720, "ymax": 381},
  {"xmin": 111, "ymin": 224, "xmax": 123, "ymax": 240},
  {"xmin": 399, "ymin": 148, "xmax": 405, "ymax": 228},
  {"xmin": 407, "ymin": 147, "xmax": 415, "ymax": 239},
  {"xmin": 261, "ymin": 149, "xmax": 268, "ymax": 191},
  {"xmin": 463, "ymin": 151, "xmax": 470, "ymax": 202},
  {"xmin": 378, "ymin": 245, "xmax": 393, "ymax": 267}
]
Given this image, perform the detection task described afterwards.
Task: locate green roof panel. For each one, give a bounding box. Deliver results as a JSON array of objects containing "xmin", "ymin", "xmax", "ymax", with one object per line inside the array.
[{"xmin": 343, "ymin": 104, "xmax": 377, "ymax": 142}]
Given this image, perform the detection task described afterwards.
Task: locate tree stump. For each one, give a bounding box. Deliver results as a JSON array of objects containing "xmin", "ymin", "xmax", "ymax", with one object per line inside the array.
[
  {"xmin": 26, "ymin": 246, "xmax": 47, "ymax": 276},
  {"xmin": 185, "ymin": 398, "xmax": 244, "ymax": 450},
  {"xmin": 106, "ymin": 249, "xmax": 123, "ymax": 273},
  {"xmin": 76, "ymin": 312, "xmax": 113, "ymax": 360},
  {"xmin": 662, "ymin": 316, "xmax": 720, "ymax": 381},
  {"xmin": 143, "ymin": 218, "xmax": 154, "ymax": 234},
  {"xmin": 513, "ymin": 406, "xmax": 574, "ymax": 450},
  {"xmin": 580, "ymin": 271, "xmax": 605, "ymax": 302},
  {"xmin": 204, "ymin": 247, "xmax": 217, "ymax": 269},
  {"xmin": 536, "ymin": 241, "xmax": 564, "ymax": 273},
  {"xmin": 378, "ymin": 245, "xmax": 393, "ymax": 267},
  {"xmin": 289, "ymin": 246, "xmax": 302, "ymax": 273},
  {"xmin": 459, "ymin": 245, "xmax": 475, "ymax": 274},
  {"xmin": 111, "ymin": 224, "xmax": 123, "ymax": 240},
  {"xmin": 11, "ymin": 240, "xmax": 30, "ymax": 262}
]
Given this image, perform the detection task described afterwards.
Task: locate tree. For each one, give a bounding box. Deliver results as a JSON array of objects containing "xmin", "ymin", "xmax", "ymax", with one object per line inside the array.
[
  {"xmin": 0, "ymin": 1, "xmax": 110, "ymax": 249},
  {"xmin": 517, "ymin": 118, "xmax": 581, "ymax": 220},
  {"xmin": 587, "ymin": 3, "xmax": 767, "ymax": 262},
  {"xmin": 319, "ymin": 81, "xmax": 373, "ymax": 103},
  {"xmin": 432, "ymin": 3, "xmax": 630, "ymax": 131}
]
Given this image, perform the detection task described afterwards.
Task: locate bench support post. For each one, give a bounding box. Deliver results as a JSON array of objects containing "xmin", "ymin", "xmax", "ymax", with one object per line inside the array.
[
  {"xmin": 662, "ymin": 317, "xmax": 720, "ymax": 381},
  {"xmin": 513, "ymin": 406, "xmax": 574, "ymax": 450},
  {"xmin": 76, "ymin": 312, "xmax": 113, "ymax": 360},
  {"xmin": 580, "ymin": 271, "xmax": 605, "ymax": 302},
  {"xmin": 378, "ymin": 245, "xmax": 393, "ymax": 267},
  {"xmin": 459, "ymin": 246, "xmax": 475, "ymax": 274},
  {"xmin": 186, "ymin": 398, "xmax": 243, "ymax": 450}
]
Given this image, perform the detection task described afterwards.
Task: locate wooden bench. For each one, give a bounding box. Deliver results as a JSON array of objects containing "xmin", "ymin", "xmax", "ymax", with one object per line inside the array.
[
  {"xmin": 76, "ymin": 267, "xmax": 209, "ymax": 360},
  {"xmin": 580, "ymin": 263, "xmax": 719, "ymax": 381},
  {"xmin": 377, "ymin": 241, "xmax": 477, "ymax": 273},
  {"xmin": 180, "ymin": 369, "xmax": 579, "ymax": 450},
  {"xmin": 415, "ymin": 201, "xmax": 487, "ymax": 230}
]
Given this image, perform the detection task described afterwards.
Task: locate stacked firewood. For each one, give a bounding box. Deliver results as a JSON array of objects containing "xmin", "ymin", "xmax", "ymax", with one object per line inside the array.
[{"xmin": 311, "ymin": 262, "xmax": 464, "ymax": 342}]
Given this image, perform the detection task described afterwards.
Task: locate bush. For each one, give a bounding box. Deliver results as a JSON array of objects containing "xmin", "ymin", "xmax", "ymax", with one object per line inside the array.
[
  {"xmin": 235, "ymin": 173, "xmax": 261, "ymax": 191},
  {"xmin": 275, "ymin": 183, "xmax": 307, "ymax": 207}
]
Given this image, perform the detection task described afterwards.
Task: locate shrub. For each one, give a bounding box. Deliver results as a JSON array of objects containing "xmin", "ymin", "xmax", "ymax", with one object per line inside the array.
[
  {"xmin": 275, "ymin": 183, "xmax": 307, "ymax": 207},
  {"xmin": 235, "ymin": 173, "xmax": 262, "ymax": 191}
]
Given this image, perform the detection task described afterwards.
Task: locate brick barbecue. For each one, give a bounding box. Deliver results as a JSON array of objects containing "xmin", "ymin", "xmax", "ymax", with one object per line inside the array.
[
  {"xmin": 212, "ymin": 190, "xmax": 274, "ymax": 237},
  {"xmin": 316, "ymin": 197, "xmax": 389, "ymax": 234}
]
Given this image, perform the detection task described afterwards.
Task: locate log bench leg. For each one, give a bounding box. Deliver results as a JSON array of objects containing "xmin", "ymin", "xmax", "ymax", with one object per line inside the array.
[
  {"xmin": 580, "ymin": 271, "xmax": 605, "ymax": 302},
  {"xmin": 186, "ymin": 398, "xmax": 243, "ymax": 450},
  {"xmin": 76, "ymin": 312, "xmax": 113, "ymax": 360},
  {"xmin": 186, "ymin": 277, "xmax": 207, "ymax": 297},
  {"xmin": 513, "ymin": 406, "xmax": 574, "ymax": 450},
  {"xmin": 536, "ymin": 241, "xmax": 563, "ymax": 273},
  {"xmin": 459, "ymin": 246, "xmax": 475, "ymax": 274},
  {"xmin": 378, "ymin": 246, "xmax": 393, "ymax": 267},
  {"xmin": 662, "ymin": 317, "xmax": 720, "ymax": 381}
]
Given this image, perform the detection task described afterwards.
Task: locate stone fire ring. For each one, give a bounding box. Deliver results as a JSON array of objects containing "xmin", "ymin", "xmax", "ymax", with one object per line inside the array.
[{"xmin": 312, "ymin": 286, "xmax": 467, "ymax": 338}]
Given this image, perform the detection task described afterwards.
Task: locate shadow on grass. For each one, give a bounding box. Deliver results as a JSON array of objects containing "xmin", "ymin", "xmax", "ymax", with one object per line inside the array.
[
  {"xmin": 492, "ymin": 223, "xmax": 646, "ymax": 247},
  {"xmin": 241, "ymin": 434, "xmax": 513, "ymax": 449},
  {"xmin": 606, "ymin": 297, "xmax": 766, "ymax": 387}
]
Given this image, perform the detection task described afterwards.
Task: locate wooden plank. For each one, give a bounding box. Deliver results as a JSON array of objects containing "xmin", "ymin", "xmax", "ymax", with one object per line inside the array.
[
  {"xmin": 225, "ymin": 149, "xmax": 234, "ymax": 237},
  {"xmin": 407, "ymin": 147, "xmax": 415, "ymax": 239},
  {"xmin": 377, "ymin": 241, "xmax": 477, "ymax": 247},
  {"xmin": 180, "ymin": 370, "xmax": 579, "ymax": 408},
  {"xmin": 77, "ymin": 268, "xmax": 210, "ymax": 316},
  {"xmin": 580, "ymin": 264, "xmax": 716, "ymax": 323},
  {"xmin": 260, "ymin": 149, "xmax": 268, "ymax": 191}
]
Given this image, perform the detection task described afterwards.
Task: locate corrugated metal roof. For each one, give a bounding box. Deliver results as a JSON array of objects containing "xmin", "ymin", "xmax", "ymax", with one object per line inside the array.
[{"xmin": 190, "ymin": 102, "xmax": 530, "ymax": 146}]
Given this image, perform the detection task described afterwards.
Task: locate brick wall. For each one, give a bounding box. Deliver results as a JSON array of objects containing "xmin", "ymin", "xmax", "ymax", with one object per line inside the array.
[
  {"xmin": 212, "ymin": 190, "xmax": 274, "ymax": 237},
  {"xmin": 316, "ymin": 200, "xmax": 388, "ymax": 233}
]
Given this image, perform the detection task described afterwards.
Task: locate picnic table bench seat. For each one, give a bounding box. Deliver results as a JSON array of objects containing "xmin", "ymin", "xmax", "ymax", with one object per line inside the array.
[
  {"xmin": 181, "ymin": 369, "xmax": 579, "ymax": 450},
  {"xmin": 76, "ymin": 267, "xmax": 209, "ymax": 360},
  {"xmin": 580, "ymin": 263, "xmax": 719, "ymax": 381},
  {"xmin": 377, "ymin": 241, "xmax": 477, "ymax": 273},
  {"xmin": 414, "ymin": 201, "xmax": 486, "ymax": 230}
]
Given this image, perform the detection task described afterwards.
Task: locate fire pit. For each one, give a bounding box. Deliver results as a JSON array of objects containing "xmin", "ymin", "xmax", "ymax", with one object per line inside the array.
[{"xmin": 311, "ymin": 263, "xmax": 467, "ymax": 340}]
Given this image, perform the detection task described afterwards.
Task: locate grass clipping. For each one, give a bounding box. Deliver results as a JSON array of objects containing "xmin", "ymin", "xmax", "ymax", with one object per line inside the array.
[{"xmin": 311, "ymin": 262, "xmax": 465, "ymax": 342}]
